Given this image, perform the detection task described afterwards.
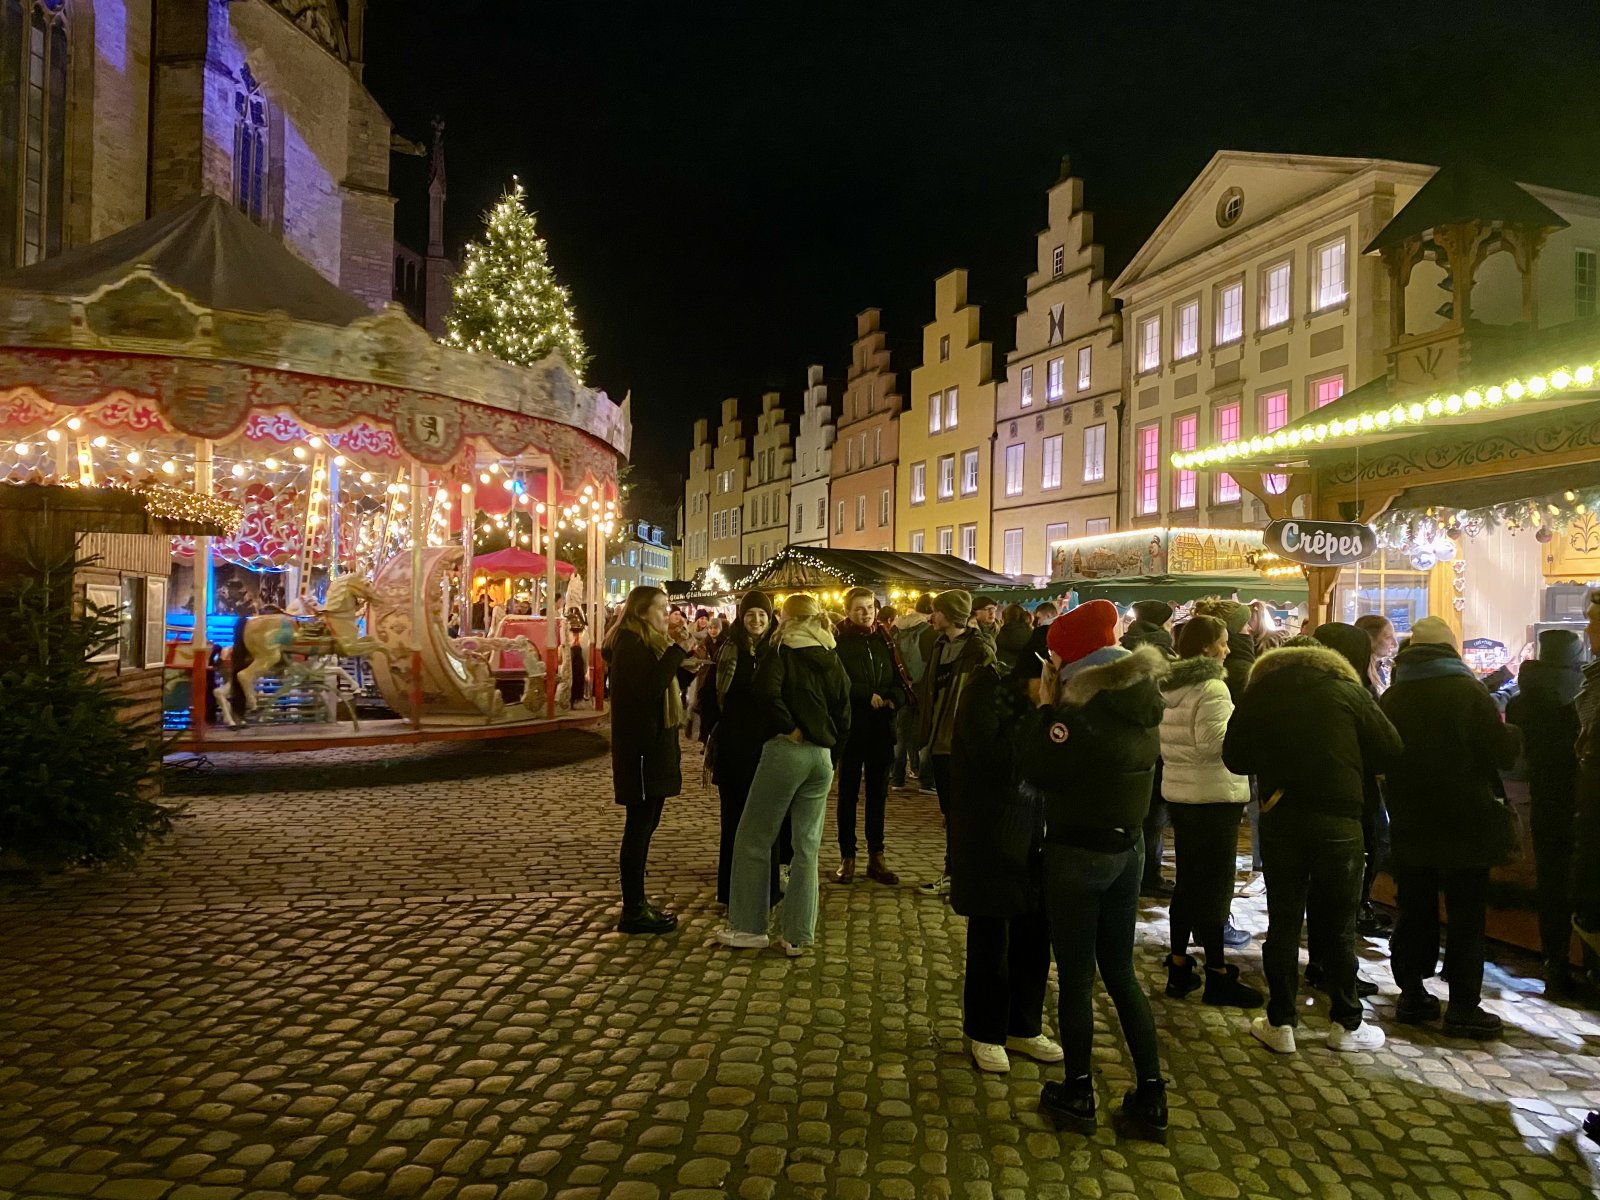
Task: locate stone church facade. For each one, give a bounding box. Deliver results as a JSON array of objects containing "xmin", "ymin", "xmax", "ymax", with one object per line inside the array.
[{"xmin": 1, "ymin": 0, "xmax": 396, "ymax": 309}]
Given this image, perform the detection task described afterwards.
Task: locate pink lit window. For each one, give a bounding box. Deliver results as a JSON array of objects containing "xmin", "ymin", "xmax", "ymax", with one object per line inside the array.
[
  {"xmin": 1215, "ymin": 402, "xmax": 1241, "ymax": 504},
  {"xmin": 1173, "ymin": 414, "xmax": 1197, "ymax": 509},
  {"xmin": 1262, "ymin": 390, "xmax": 1289, "ymax": 494},
  {"xmin": 1312, "ymin": 375, "xmax": 1344, "ymax": 409},
  {"xmin": 1138, "ymin": 424, "xmax": 1161, "ymax": 516}
]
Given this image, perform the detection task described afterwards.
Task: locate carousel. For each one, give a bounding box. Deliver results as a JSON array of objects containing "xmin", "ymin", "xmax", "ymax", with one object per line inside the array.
[{"xmin": 0, "ymin": 195, "xmax": 627, "ymax": 751}]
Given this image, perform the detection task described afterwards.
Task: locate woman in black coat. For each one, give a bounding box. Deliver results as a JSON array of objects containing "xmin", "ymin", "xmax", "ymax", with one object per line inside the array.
[
  {"xmin": 950, "ymin": 627, "xmax": 1057, "ymax": 1076},
  {"xmin": 711, "ymin": 590, "xmax": 777, "ymax": 905},
  {"xmin": 1379, "ymin": 619, "xmax": 1520, "ymax": 1038},
  {"xmin": 602, "ymin": 585, "xmax": 693, "ymax": 935}
]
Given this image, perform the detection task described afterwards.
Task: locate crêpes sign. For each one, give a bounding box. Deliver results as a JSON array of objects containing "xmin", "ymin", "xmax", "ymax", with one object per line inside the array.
[{"xmin": 1263, "ymin": 519, "xmax": 1377, "ymax": 567}]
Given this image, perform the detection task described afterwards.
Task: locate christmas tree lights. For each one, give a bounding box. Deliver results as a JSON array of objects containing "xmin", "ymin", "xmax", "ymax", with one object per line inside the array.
[{"xmin": 444, "ymin": 180, "xmax": 591, "ymax": 381}]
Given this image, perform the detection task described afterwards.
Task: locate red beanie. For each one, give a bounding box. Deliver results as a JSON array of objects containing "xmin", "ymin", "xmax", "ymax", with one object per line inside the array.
[{"xmin": 1047, "ymin": 599, "xmax": 1120, "ymax": 666}]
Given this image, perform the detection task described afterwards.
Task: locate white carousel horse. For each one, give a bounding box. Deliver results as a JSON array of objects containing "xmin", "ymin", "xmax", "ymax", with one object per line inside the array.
[
  {"xmin": 449, "ymin": 634, "xmax": 546, "ymax": 712},
  {"xmin": 236, "ymin": 575, "xmax": 389, "ymax": 711}
]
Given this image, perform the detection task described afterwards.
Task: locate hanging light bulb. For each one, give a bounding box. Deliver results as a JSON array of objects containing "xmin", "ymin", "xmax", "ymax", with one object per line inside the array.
[
  {"xmin": 293, "ymin": 447, "xmax": 308, "ymax": 460},
  {"xmin": 161, "ymin": 459, "xmax": 177, "ymax": 475},
  {"xmin": 360, "ymin": 471, "xmax": 374, "ymax": 484},
  {"xmin": 125, "ymin": 449, "xmax": 140, "ymax": 464},
  {"xmin": 308, "ymin": 436, "xmax": 323, "ymax": 449},
  {"xmin": 92, "ymin": 436, "xmax": 107, "ymax": 448},
  {"xmin": 332, "ymin": 455, "xmax": 346, "ymax": 467},
  {"xmin": 66, "ymin": 417, "xmax": 81, "ymax": 431},
  {"xmin": 45, "ymin": 428, "xmax": 61, "ymax": 443},
  {"xmin": 264, "ymin": 457, "xmax": 279, "ymax": 470},
  {"xmin": 231, "ymin": 463, "xmax": 246, "ymax": 478}
]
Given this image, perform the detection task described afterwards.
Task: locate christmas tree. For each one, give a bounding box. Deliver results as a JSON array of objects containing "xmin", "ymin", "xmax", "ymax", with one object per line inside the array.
[{"xmin": 444, "ymin": 180, "xmax": 591, "ymax": 380}]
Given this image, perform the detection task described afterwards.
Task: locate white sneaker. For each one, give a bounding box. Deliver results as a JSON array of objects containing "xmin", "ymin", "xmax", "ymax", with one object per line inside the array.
[
  {"xmin": 1250, "ymin": 1016, "xmax": 1296, "ymax": 1054},
  {"xmin": 970, "ymin": 1040, "xmax": 1010, "ymax": 1073},
  {"xmin": 1005, "ymin": 1034, "xmax": 1064, "ymax": 1064},
  {"xmin": 714, "ymin": 928, "xmax": 770, "ymax": 950},
  {"xmin": 776, "ymin": 938, "xmax": 806, "ymax": 958},
  {"xmin": 918, "ymin": 874, "xmax": 951, "ymax": 897},
  {"xmin": 1328, "ymin": 1021, "xmax": 1386, "ymax": 1052}
]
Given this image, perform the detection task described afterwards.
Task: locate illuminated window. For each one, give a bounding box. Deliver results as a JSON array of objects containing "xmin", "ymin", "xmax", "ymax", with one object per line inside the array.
[
  {"xmin": 1172, "ymin": 413, "xmax": 1197, "ymax": 509},
  {"xmin": 1004, "ymin": 443, "xmax": 1024, "ymax": 497},
  {"xmin": 816, "ymin": 497, "xmax": 825, "ymax": 529},
  {"xmin": 909, "ymin": 529, "xmax": 925, "ymax": 553},
  {"xmin": 960, "ymin": 523, "xmax": 977, "ymax": 563},
  {"xmin": 1083, "ymin": 424, "xmax": 1105, "ymax": 483},
  {"xmin": 1138, "ymin": 315, "xmax": 1162, "ymax": 372},
  {"xmin": 1174, "ymin": 299, "xmax": 1199, "ymax": 360},
  {"xmin": 1003, "ymin": 529, "xmax": 1023, "ymax": 575},
  {"xmin": 2, "ymin": 0, "xmax": 68, "ymax": 266},
  {"xmin": 835, "ymin": 500, "xmax": 844, "ymax": 533},
  {"xmin": 937, "ymin": 454, "xmax": 955, "ymax": 500},
  {"xmin": 855, "ymin": 494, "xmax": 866, "ymax": 531},
  {"xmin": 945, "ymin": 388, "xmax": 959, "ymax": 429},
  {"xmin": 1216, "ymin": 280, "xmax": 1243, "ymax": 344},
  {"xmin": 1137, "ymin": 423, "xmax": 1160, "ymax": 516},
  {"xmin": 1046, "ymin": 356, "xmax": 1065, "ymax": 401},
  {"xmin": 1020, "ymin": 364, "xmax": 1034, "ymax": 408},
  {"xmin": 960, "ymin": 448, "xmax": 979, "ymax": 496},
  {"xmin": 234, "ymin": 64, "xmax": 269, "ymax": 224},
  {"xmin": 928, "ymin": 392, "xmax": 942, "ymax": 434},
  {"xmin": 1077, "ymin": 346, "xmax": 1092, "ymax": 391},
  {"xmin": 910, "ymin": 461, "xmax": 926, "ymax": 505},
  {"xmin": 879, "ymin": 488, "xmax": 890, "ymax": 526},
  {"xmin": 1311, "ymin": 374, "xmax": 1344, "ymax": 409},
  {"xmin": 937, "ymin": 526, "xmax": 953, "ymax": 555},
  {"xmin": 1261, "ymin": 390, "xmax": 1289, "ymax": 494},
  {"xmin": 1041, "ymin": 435, "xmax": 1062, "ymax": 490},
  {"xmin": 1085, "ymin": 517, "xmax": 1110, "ymax": 536},
  {"xmin": 1051, "ymin": 244, "xmax": 1065, "ymax": 277},
  {"xmin": 1313, "ymin": 238, "xmax": 1347, "ymax": 310},
  {"xmin": 1261, "ymin": 260, "xmax": 1291, "ymax": 329},
  {"xmin": 939, "ymin": 335, "xmax": 950, "ymax": 362},
  {"xmin": 1214, "ymin": 401, "xmax": 1241, "ymax": 504}
]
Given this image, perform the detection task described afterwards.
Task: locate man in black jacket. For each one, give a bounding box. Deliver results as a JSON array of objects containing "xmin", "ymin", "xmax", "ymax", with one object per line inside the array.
[
  {"xmin": 1224, "ymin": 643, "xmax": 1401, "ymax": 1055},
  {"xmin": 833, "ymin": 587, "xmax": 905, "ymax": 886}
]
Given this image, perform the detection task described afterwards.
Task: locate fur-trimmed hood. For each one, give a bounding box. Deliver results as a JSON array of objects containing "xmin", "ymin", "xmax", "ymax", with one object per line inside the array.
[
  {"xmin": 1248, "ymin": 643, "xmax": 1359, "ymax": 688},
  {"xmin": 1063, "ymin": 644, "xmax": 1172, "ymax": 707},
  {"xmin": 1163, "ymin": 654, "xmax": 1226, "ymax": 692}
]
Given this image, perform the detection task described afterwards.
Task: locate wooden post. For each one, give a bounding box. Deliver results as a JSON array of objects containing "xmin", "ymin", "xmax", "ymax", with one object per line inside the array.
[
  {"xmin": 545, "ymin": 466, "xmax": 559, "ymax": 719},
  {"xmin": 460, "ymin": 481, "xmax": 475, "ymax": 634},
  {"xmin": 410, "ymin": 463, "xmax": 427, "ymax": 726}
]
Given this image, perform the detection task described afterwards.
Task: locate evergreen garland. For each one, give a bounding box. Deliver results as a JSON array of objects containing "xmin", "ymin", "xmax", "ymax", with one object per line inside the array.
[
  {"xmin": 0, "ymin": 549, "xmax": 172, "ymax": 870},
  {"xmin": 444, "ymin": 180, "xmax": 591, "ymax": 381}
]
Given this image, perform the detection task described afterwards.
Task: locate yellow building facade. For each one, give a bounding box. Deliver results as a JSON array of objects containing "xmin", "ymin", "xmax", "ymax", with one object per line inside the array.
[
  {"xmin": 708, "ymin": 397, "xmax": 749, "ymax": 568},
  {"xmin": 897, "ymin": 270, "xmax": 996, "ymax": 566}
]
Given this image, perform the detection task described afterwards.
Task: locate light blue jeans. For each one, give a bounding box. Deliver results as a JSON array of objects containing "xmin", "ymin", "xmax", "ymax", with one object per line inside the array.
[{"xmin": 729, "ymin": 736, "xmax": 834, "ymax": 945}]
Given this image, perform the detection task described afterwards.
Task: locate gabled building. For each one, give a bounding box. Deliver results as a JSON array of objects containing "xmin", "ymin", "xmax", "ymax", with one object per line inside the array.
[
  {"xmin": 680, "ymin": 418, "xmax": 714, "ymax": 577},
  {"xmin": 789, "ymin": 364, "xmax": 835, "ymax": 548},
  {"xmin": 708, "ymin": 396, "xmax": 749, "ymax": 566},
  {"xmin": 829, "ymin": 309, "xmax": 902, "ymax": 551},
  {"xmin": 898, "ymin": 270, "xmax": 996, "ymax": 565},
  {"xmin": 992, "ymin": 164, "xmax": 1121, "ymax": 579},
  {"xmin": 741, "ymin": 391, "xmax": 793, "ymax": 567}
]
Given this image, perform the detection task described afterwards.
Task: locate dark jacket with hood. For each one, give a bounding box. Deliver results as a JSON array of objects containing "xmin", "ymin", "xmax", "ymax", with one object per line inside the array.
[
  {"xmin": 605, "ymin": 627, "xmax": 689, "ymax": 806},
  {"xmin": 1221, "ymin": 632, "xmax": 1256, "ymax": 702},
  {"xmin": 756, "ymin": 630, "xmax": 852, "ymax": 759},
  {"xmin": 1121, "ymin": 620, "xmax": 1176, "ymax": 659},
  {"xmin": 834, "ymin": 618, "xmax": 904, "ymax": 760},
  {"xmin": 1223, "ymin": 644, "xmax": 1401, "ymax": 823},
  {"xmin": 995, "ymin": 616, "xmax": 1036, "ymax": 673},
  {"xmin": 950, "ymin": 661, "xmax": 1043, "ymax": 917},
  {"xmin": 1505, "ymin": 657, "xmax": 1582, "ymax": 823},
  {"xmin": 1313, "ymin": 621, "xmax": 1387, "ymax": 815},
  {"xmin": 1018, "ymin": 645, "xmax": 1171, "ymax": 852},
  {"xmin": 710, "ymin": 626, "xmax": 775, "ymax": 786},
  {"xmin": 918, "ymin": 627, "xmax": 995, "ymax": 756},
  {"xmin": 1379, "ymin": 642, "xmax": 1522, "ymax": 869}
]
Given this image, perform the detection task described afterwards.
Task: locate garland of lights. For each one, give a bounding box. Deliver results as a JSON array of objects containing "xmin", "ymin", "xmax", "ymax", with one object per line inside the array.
[
  {"xmin": 3, "ymin": 477, "xmax": 245, "ymax": 534},
  {"xmin": 1373, "ymin": 486, "xmax": 1600, "ymax": 555},
  {"xmin": 1171, "ymin": 361, "xmax": 1600, "ymax": 471}
]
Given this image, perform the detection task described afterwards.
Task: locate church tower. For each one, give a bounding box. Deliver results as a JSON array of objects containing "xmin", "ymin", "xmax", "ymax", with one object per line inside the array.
[{"xmin": 423, "ymin": 118, "xmax": 452, "ymax": 337}]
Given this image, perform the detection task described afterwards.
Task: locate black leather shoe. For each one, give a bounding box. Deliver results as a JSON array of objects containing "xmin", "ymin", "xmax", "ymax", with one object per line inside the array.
[
  {"xmin": 616, "ymin": 903, "xmax": 678, "ymax": 934},
  {"xmin": 1442, "ymin": 1005, "xmax": 1503, "ymax": 1040},
  {"xmin": 1395, "ymin": 991, "xmax": 1441, "ymax": 1024},
  {"xmin": 1039, "ymin": 1076, "xmax": 1096, "ymax": 1132},
  {"xmin": 1221, "ymin": 919, "xmax": 1251, "ymax": 949},
  {"xmin": 1114, "ymin": 1079, "xmax": 1168, "ymax": 1144}
]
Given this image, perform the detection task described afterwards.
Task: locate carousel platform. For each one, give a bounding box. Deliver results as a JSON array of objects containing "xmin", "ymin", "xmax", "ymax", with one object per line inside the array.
[{"xmin": 167, "ymin": 707, "xmax": 607, "ymax": 755}]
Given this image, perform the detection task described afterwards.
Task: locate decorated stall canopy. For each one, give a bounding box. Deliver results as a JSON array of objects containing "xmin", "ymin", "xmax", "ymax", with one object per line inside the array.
[
  {"xmin": 472, "ymin": 545, "xmax": 575, "ymax": 578},
  {"xmin": 694, "ymin": 544, "xmax": 1022, "ymax": 604}
]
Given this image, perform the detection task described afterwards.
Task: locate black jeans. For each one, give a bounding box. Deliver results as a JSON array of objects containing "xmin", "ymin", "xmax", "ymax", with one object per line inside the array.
[
  {"xmin": 1142, "ymin": 765, "xmax": 1168, "ymax": 886},
  {"xmin": 964, "ymin": 909, "xmax": 1052, "ymax": 1045},
  {"xmin": 620, "ymin": 798, "xmax": 665, "ymax": 907},
  {"xmin": 718, "ymin": 766, "xmax": 782, "ymax": 906},
  {"xmin": 1391, "ymin": 866, "xmax": 1488, "ymax": 1009},
  {"xmin": 838, "ymin": 745, "xmax": 891, "ymax": 857},
  {"xmin": 1532, "ymin": 807, "xmax": 1576, "ymax": 967},
  {"xmin": 931, "ymin": 753, "xmax": 954, "ymax": 874},
  {"xmin": 1044, "ymin": 837, "xmax": 1162, "ymax": 1082},
  {"xmin": 1260, "ymin": 812, "xmax": 1365, "ymax": 1030},
  {"xmin": 1168, "ymin": 803, "xmax": 1244, "ymax": 965}
]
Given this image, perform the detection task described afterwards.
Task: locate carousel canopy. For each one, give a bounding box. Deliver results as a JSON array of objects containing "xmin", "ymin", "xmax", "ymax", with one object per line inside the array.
[
  {"xmin": 0, "ymin": 194, "xmax": 373, "ymax": 327},
  {"xmin": 473, "ymin": 546, "xmax": 575, "ymax": 578},
  {"xmin": 726, "ymin": 545, "xmax": 1020, "ymax": 597}
]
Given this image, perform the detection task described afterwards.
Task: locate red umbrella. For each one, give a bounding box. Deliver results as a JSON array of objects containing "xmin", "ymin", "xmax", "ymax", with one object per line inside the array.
[{"xmin": 472, "ymin": 546, "xmax": 575, "ymax": 577}]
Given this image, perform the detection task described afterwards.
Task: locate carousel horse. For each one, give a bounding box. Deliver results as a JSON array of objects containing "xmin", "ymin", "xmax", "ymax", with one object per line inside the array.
[
  {"xmin": 450, "ymin": 634, "xmax": 546, "ymax": 714},
  {"xmin": 235, "ymin": 575, "xmax": 389, "ymax": 711}
]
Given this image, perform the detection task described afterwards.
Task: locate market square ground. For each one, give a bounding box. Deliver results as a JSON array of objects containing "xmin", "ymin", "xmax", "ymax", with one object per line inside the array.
[{"xmin": 2, "ymin": 730, "xmax": 1599, "ymax": 1200}]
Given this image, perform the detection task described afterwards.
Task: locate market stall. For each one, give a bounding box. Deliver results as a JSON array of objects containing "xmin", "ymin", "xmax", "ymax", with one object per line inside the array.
[
  {"xmin": 0, "ymin": 195, "xmax": 627, "ymax": 747},
  {"xmin": 710, "ymin": 544, "xmax": 1029, "ymax": 608},
  {"xmin": 1049, "ymin": 526, "xmax": 1307, "ymax": 612}
]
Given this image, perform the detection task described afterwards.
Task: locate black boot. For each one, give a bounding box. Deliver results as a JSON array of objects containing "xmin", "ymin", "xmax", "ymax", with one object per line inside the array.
[
  {"xmin": 1395, "ymin": 990, "xmax": 1441, "ymax": 1024},
  {"xmin": 1165, "ymin": 955, "xmax": 1202, "ymax": 999},
  {"xmin": 1114, "ymin": 1079, "xmax": 1168, "ymax": 1144},
  {"xmin": 1039, "ymin": 1075, "xmax": 1095, "ymax": 1132},
  {"xmin": 616, "ymin": 902, "xmax": 677, "ymax": 934},
  {"xmin": 1202, "ymin": 964, "xmax": 1264, "ymax": 1009}
]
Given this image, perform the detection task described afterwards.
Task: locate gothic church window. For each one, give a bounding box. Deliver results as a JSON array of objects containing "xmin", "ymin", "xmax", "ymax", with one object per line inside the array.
[
  {"xmin": 234, "ymin": 65, "xmax": 268, "ymax": 223},
  {"xmin": 0, "ymin": 0, "xmax": 68, "ymax": 266}
]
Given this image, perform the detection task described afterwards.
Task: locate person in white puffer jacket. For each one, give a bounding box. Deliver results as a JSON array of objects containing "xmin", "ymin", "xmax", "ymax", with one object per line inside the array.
[{"xmin": 1159, "ymin": 615, "xmax": 1263, "ymax": 1009}]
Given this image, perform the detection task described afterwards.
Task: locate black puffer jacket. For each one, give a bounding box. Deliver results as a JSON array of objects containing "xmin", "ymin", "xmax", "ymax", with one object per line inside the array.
[
  {"xmin": 757, "ymin": 641, "xmax": 852, "ymax": 759},
  {"xmin": 1380, "ymin": 643, "xmax": 1521, "ymax": 869},
  {"xmin": 1121, "ymin": 620, "xmax": 1176, "ymax": 659},
  {"xmin": 1221, "ymin": 632, "xmax": 1256, "ymax": 703},
  {"xmin": 995, "ymin": 617, "xmax": 1035, "ymax": 674},
  {"xmin": 1223, "ymin": 644, "xmax": 1401, "ymax": 822},
  {"xmin": 1506, "ymin": 658, "xmax": 1582, "ymax": 824},
  {"xmin": 950, "ymin": 664, "xmax": 1043, "ymax": 918},
  {"xmin": 1018, "ymin": 646, "xmax": 1170, "ymax": 851},
  {"xmin": 605, "ymin": 627, "xmax": 689, "ymax": 806},
  {"xmin": 834, "ymin": 620, "xmax": 903, "ymax": 761}
]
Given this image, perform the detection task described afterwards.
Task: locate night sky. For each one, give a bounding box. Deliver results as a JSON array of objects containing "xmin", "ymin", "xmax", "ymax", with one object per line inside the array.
[{"xmin": 366, "ymin": 1, "xmax": 1600, "ymax": 512}]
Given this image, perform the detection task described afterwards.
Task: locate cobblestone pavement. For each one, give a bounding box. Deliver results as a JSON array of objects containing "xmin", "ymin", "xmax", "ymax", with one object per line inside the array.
[{"xmin": 3, "ymin": 728, "xmax": 1600, "ymax": 1200}]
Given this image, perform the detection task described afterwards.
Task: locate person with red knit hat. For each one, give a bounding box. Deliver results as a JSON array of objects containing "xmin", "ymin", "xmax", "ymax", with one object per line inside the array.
[{"xmin": 1019, "ymin": 599, "xmax": 1172, "ymax": 1142}]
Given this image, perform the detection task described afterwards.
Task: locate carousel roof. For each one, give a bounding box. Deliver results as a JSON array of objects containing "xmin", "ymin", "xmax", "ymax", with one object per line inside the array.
[{"xmin": 0, "ymin": 195, "xmax": 373, "ymax": 326}]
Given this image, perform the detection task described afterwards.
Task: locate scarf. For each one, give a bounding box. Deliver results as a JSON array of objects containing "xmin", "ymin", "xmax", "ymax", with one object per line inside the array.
[
  {"xmin": 621, "ymin": 616, "xmax": 685, "ymax": 729},
  {"xmin": 1392, "ymin": 645, "xmax": 1477, "ymax": 684},
  {"xmin": 775, "ymin": 617, "xmax": 837, "ymax": 652}
]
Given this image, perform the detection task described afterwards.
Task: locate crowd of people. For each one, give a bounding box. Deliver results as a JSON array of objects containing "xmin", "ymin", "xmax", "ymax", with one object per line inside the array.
[{"xmin": 601, "ymin": 580, "xmax": 1600, "ymax": 1143}]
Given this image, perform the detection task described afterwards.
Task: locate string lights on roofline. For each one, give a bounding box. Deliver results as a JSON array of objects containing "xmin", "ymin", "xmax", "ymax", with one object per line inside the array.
[{"xmin": 1170, "ymin": 361, "xmax": 1599, "ymax": 471}]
